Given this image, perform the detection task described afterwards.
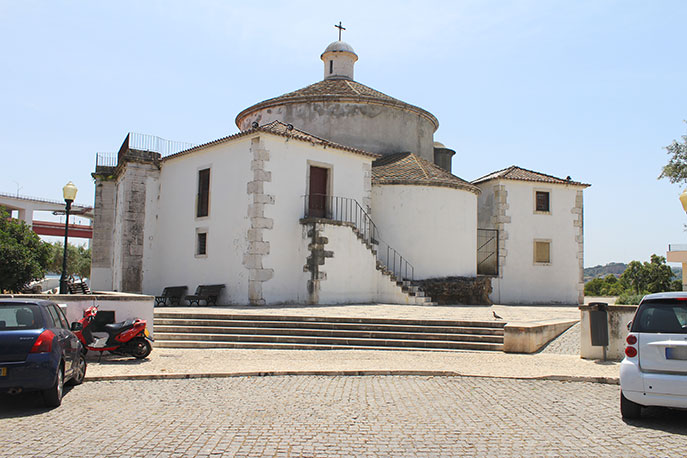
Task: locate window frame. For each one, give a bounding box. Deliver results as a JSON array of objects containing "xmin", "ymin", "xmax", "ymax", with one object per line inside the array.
[
  {"xmin": 533, "ymin": 239, "xmax": 552, "ymax": 265},
  {"xmin": 195, "ymin": 228, "xmax": 208, "ymax": 258},
  {"xmin": 533, "ymin": 188, "xmax": 552, "ymax": 215},
  {"xmin": 196, "ymin": 167, "xmax": 211, "ymax": 218}
]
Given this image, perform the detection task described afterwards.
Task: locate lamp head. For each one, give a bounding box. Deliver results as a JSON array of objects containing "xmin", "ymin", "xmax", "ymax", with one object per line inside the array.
[
  {"xmin": 680, "ymin": 189, "xmax": 687, "ymax": 213},
  {"xmin": 62, "ymin": 181, "xmax": 78, "ymax": 202}
]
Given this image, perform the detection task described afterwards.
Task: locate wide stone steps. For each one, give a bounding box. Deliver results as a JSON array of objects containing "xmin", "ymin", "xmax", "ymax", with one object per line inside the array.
[{"xmin": 153, "ymin": 312, "xmax": 505, "ymax": 352}]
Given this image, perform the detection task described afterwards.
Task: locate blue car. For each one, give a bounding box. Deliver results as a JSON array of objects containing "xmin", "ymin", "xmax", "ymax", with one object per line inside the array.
[{"xmin": 0, "ymin": 299, "xmax": 86, "ymax": 407}]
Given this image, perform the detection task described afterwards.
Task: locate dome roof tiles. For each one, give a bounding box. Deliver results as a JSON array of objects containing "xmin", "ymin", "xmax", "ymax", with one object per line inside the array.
[
  {"xmin": 236, "ymin": 79, "xmax": 438, "ymax": 129},
  {"xmin": 372, "ymin": 153, "xmax": 480, "ymax": 193}
]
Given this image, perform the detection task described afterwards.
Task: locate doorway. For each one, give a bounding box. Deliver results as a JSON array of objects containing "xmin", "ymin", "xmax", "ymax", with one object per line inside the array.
[{"xmin": 308, "ymin": 166, "xmax": 329, "ymax": 218}]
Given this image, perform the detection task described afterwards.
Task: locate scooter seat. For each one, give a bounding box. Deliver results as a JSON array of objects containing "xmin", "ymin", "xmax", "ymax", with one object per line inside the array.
[{"xmin": 104, "ymin": 318, "xmax": 136, "ymax": 335}]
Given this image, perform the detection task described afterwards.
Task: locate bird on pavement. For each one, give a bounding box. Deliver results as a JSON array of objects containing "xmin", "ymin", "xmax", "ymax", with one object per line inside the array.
[{"xmin": 492, "ymin": 311, "xmax": 503, "ymax": 320}]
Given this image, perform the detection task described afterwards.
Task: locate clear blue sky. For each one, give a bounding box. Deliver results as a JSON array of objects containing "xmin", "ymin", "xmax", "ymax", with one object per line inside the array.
[{"xmin": 1, "ymin": 1, "xmax": 686, "ymax": 267}]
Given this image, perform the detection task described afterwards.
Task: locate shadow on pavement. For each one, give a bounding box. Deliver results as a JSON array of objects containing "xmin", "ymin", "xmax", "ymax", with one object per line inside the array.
[
  {"xmin": 623, "ymin": 407, "xmax": 687, "ymax": 434},
  {"xmin": 0, "ymin": 386, "xmax": 77, "ymax": 418},
  {"xmin": 85, "ymin": 353, "xmax": 150, "ymax": 365}
]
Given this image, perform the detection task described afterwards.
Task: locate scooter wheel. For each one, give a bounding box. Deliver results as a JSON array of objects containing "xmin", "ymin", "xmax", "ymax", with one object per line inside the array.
[{"xmin": 129, "ymin": 337, "xmax": 152, "ymax": 359}]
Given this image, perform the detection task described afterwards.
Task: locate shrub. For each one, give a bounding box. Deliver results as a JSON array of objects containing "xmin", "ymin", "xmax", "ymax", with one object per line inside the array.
[{"xmin": 616, "ymin": 292, "xmax": 645, "ymax": 305}]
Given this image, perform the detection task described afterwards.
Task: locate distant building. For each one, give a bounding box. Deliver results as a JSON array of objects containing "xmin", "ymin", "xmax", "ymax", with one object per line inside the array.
[{"xmin": 91, "ymin": 36, "xmax": 589, "ymax": 305}]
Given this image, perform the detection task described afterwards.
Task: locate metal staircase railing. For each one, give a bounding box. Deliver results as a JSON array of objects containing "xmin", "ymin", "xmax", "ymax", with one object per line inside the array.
[
  {"xmin": 302, "ymin": 194, "xmax": 414, "ymax": 281},
  {"xmin": 477, "ymin": 228, "xmax": 499, "ymax": 275}
]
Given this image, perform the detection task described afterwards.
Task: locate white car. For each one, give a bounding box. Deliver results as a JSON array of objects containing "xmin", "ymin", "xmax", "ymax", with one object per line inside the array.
[{"xmin": 619, "ymin": 292, "xmax": 687, "ymax": 418}]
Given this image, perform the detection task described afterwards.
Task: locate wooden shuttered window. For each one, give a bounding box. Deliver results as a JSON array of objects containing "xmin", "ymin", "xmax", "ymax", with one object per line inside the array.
[
  {"xmin": 197, "ymin": 168, "xmax": 210, "ymax": 217},
  {"xmin": 535, "ymin": 191, "xmax": 550, "ymax": 212},
  {"xmin": 534, "ymin": 241, "xmax": 551, "ymax": 264}
]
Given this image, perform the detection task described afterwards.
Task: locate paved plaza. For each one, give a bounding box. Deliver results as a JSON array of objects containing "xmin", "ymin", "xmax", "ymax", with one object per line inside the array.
[{"xmin": 2, "ymin": 375, "xmax": 687, "ymax": 457}]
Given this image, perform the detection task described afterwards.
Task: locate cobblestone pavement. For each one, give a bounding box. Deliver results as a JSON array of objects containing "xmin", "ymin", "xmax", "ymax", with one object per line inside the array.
[
  {"xmin": 2, "ymin": 376, "xmax": 686, "ymax": 457},
  {"xmin": 539, "ymin": 323, "xmax": 580, "ymax": 355}
]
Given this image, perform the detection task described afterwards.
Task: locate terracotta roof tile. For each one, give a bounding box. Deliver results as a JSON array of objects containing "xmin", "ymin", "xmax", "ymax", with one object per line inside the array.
[
  {"xmin": 372, "ymin": 153, "xmax": 480, "ymax": 193},
  {"xmin": 163, "ymin": 121, "xmax": 380, "ymax": 162},
  {"xmin": 471, "ymin": 165, "xmax": 590, "ymax": 187},
  {"xmin": 236, "ymin": 79, "xmax": 438, "ymax": 128}
]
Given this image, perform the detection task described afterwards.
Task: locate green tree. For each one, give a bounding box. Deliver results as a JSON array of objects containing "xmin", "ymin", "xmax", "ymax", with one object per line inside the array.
[
  {"xmin": 47, "ymin": 242, "xmax": 91, "ymax": 279},
  {"xmin": 619, "ymin": 255, "xmax": 677, "ymax": 295},
  {"xmin": 620, "ymin": 260, "xmax": 646, "ymax": 294},
  {"xmin": 644, "ymin": 254, "xmax": 675, "ymax": 293},
  {"xmin": 0, "ymin": 208, "xmax": 52, "ymax": 292},
  {"xmin": 659, "ymin": 126, "xmax": 687, "ymax": 184}
]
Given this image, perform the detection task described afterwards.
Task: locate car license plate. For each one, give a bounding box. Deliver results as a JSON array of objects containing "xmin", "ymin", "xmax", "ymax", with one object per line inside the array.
[
  {"xmin": 665, "ymin": 347, "xmax": 687, "ymax": 360},
  {"xmin": 0, "ymin": 367, "xmax": 6, "ymax": 377},
  {"xmin": 144, "ymin": 328, "xmax": 149, "ymax": 338}
]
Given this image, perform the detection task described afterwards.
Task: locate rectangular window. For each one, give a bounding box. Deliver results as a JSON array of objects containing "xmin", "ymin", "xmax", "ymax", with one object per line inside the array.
[
  {"xmin": 534, "ymin": 240, "xmax": 551, "ymax": 264},
  {"xmin": 329, "ymin": 60, "xmax": 333, "ymax": 74},
  {"xmin": 197, "ymin": 168, "xmax": 210, "ymax": 217},
  {"xmin": 535, "ymin": 191, "xmax": 550, "ymax": 212},
  {"xmin": 197, "ymin": 232, "xmax": 208, "ymax": 256}
]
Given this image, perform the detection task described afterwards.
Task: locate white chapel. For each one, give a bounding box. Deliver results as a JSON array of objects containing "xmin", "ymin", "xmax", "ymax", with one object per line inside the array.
[{"xmin": 90, "ymin": 35, "xmax": 589, "ymax": 306}]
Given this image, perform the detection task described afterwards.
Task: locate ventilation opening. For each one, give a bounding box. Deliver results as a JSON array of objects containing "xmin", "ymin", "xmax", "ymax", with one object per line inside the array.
[{"xmin": 329, "ymin": 60, "xmax": 333, "ymax": 74}]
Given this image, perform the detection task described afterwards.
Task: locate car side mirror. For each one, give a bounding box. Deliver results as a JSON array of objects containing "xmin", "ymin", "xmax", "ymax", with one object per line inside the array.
[
  {"xmin": 71, "ymin": 322, "xmax": 83, "ymax": 332},
  {"xmin": 627, "ymin": 320, "xmax": 632, "ymax": 331}
]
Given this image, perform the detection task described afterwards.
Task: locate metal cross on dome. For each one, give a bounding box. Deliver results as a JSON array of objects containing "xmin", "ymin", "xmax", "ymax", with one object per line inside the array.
[{"xmin": 335, "ymin": 21, "xmax": 346, "ymax": 41}]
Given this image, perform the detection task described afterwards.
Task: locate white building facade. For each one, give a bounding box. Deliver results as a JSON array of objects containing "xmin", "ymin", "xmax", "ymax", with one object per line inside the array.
[
  {"xmin": 473, "ymin": 166, "xmax": 589, "ymax": 305},
  {"xmin": 91, "ymin": 39, "xmax": 589, "ymax": 306}
]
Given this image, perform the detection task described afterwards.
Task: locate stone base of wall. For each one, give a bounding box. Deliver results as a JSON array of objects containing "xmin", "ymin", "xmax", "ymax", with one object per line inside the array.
[{"xmin": 414, "ymin": 276, "xmax": 492, "ymax": 305}]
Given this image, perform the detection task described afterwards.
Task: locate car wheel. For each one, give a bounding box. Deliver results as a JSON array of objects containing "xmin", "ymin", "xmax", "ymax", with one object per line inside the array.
[
  {"xmin": 129, "ymin": 338, "xmax": 152, "ymax": 359},
  {"xmin": 621, "ymin": 391, "xmax": 641, "ymax": 419},
  {"xmin": 43, "ymin": 365, "xmax": 64, "ymax": 408},
  {"xmin": 67, "ymin": 353, "xmax": 86, "ymax": 386}
]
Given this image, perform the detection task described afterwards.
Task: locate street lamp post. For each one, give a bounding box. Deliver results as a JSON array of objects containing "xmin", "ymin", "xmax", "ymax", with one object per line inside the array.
[{"xmin": 59, "ymin": 182, "xmax": 78, "ymax": 294}]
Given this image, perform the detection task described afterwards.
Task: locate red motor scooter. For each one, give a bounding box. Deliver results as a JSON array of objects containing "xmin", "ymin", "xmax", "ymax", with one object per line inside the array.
[{"xmin": 74, "ymin": 304, "xmax": 153, "ymax": 359}]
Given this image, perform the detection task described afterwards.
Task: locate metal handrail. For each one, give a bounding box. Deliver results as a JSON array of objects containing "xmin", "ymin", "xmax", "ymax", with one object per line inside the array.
[
  {"xmin": 302, "ymin": 194, "xmax": 414, "ymax": 281},
  {"xmin": 477, "ymin": 228, "xmax": 499, "ymax": 276}
]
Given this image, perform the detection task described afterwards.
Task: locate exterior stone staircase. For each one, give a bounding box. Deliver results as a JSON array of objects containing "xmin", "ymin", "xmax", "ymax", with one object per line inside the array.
[
  {"xmin": 153, "ymin": 311, "xmax": 505, "ymax": 351},
  {"xmin": 346, "ymin": 223, "xmax": 435, "ymax": 305}
]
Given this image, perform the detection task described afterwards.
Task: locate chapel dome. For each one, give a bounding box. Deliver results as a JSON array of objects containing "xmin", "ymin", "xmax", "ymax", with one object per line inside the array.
[
  {"xmin": 235, "ymin": 39, "xmax": 439, "ymax": 162},
  {"xmin": 322, "ymin": 40, "xmax": 357, "ymax": 56}
]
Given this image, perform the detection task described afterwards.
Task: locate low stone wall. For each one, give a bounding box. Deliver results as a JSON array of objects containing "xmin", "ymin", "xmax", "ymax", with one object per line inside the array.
[
  {"xmin": 579, "ymin": 303, "xmax": 637, "ymax": 360},
  {"xmin": 504, "ymin": 320, "xmax": 578, "ymax": 353},
  {"xmin": 0, "ymin": 292, "xmax": 155, "ymax": 338},
  {"xmin": 413, "ymin": 276, "xmax": 492, "ymax": 305}
]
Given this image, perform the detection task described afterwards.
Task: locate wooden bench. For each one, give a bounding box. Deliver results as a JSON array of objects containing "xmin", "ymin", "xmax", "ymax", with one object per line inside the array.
[
  {"xmin": 67, "ymin": 279, "xmax": 91, "ymax": 294},
  {"xmin": 155, "ymin": 286, "xmax": 188, "ymax": 306},
  {"xmin": 185, "ymin": 284, "xmax": 225, "ymax": 306}
]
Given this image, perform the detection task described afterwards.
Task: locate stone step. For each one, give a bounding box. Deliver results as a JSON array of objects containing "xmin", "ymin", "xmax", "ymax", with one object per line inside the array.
[
  {"xmin": 153, "ymin": 313, "xmax": 506, "ymax": 329},
  {"xmin": 154, "ymin": 338, "xmax": 504, "ymax": 352},
  {"xmin": 155, "ymin": 327, "xmax": 504, "ymax": 343},
  {"xmin": 154, "ymin": 319, "xmax": 505, "ymax": 335}
]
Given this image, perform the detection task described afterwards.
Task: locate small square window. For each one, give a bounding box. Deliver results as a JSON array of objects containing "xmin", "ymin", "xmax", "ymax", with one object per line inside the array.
[
  {"xmin": 534, "ymin": 240, "xmax": 551, "ymax": 264},
  {"xmin": 535, "ymin": 191, "xmax": 550, "ymax": 212},
  {"xmin": 197, "ymin": 232, "xmax": 207, "ymax": 256}
]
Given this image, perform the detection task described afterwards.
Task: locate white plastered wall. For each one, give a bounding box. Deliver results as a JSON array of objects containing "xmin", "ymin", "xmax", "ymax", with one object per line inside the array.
[
  {"xmin": 315, "ymin": 223, "xmax": 417, "ymax": 304},
  {"xmin": 258, "ymin": 135, "xmax": 373, "ymax": 304},
  {"xmin": 142, "ymin": 133, "xmax": 373, "ymax": 305},
  {"xmin": 371, "ymin": 185, "xmax": 478, "ymax": 279},
  {"xmin": 144, "ymin": 138, "xmax": 254, "ymax": 304},
  {"xmin": 478, "ymin": 180, "xmax": 583, "ymax": 305}
]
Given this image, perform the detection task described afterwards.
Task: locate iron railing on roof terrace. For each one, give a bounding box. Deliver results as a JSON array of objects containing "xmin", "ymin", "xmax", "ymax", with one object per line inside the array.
[
  {"xmin": 128, "ymin": 132, "xmax": 195, "ymax": 156},
  {"xmin": 95, "ymin": 153, "xmax": 117, "ymax": 168},
  {"xmin": 302, "ymin": 194, "xmax": 415, "ymax": 281},
  {"xmin": 669, "ymin": 244, "xmax": 687, "ymax": 252},
  {"xmin": 117, "ymin": 132, "xmax": 196, "ymax": 163}
]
